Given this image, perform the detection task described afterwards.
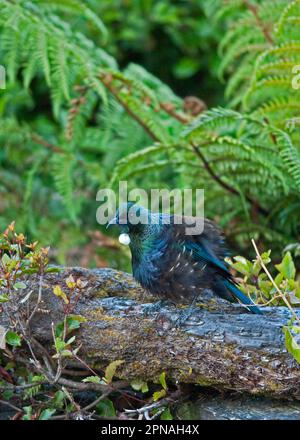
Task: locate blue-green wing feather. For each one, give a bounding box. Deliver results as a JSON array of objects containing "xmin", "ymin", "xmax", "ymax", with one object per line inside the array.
[
  {"xmin": 184, "ymin": 240, "xmax": 230, "ymax": 274},
  {"xmin": 223, "ymin": 280, "xmax": 262, "ymax": 314},
  {"xmin": 178, "ymin": 238, "xmax": 262, "ymax": 315}
]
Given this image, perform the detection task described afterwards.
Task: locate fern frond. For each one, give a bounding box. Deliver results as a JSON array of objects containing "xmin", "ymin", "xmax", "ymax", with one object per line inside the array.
[
  {"xmin": 32, "ymin": 0, "xmax": 108, "ymax": 42},
  {"xmin": 51, "ymin": 154, "xmax": 78, "ymax": 223},
  {"xmin": 275, "ymin": 130, "xmax": 300, "ymax": 191},
  {"xmin": 109, "ymin": 143, "xmax": 179, "ymax": 188}
]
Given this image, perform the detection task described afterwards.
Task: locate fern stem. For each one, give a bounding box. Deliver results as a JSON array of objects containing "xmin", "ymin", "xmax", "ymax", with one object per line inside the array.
[
  {"xmin": 191, "ymin": 142, "xmax": 268, "ymax": 217},
  {"xmin": 160, "ymin": 102, "xmax": 190, "ymax": 124},
  {"xmin": 99, "ymin": 74, "xmax": 159, "ymax": 141},
  {"xmin": 31, "ymin": 134, "xmax": 64, "ymax": 154},
  {"xmin": 243, "ymin": 0, "xmax": 273, "ymax": 44}
]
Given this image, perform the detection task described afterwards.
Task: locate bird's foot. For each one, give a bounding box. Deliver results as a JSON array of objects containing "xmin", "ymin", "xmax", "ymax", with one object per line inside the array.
[
  {"xmin": 172, "ymin": 306, "xmax": 195, "ymax": 328},
  {"xmin": 172, "ymin": 296, "xmax": 199, "ymax": 328},
  {"xmin": 142, "ymin": 300, "xmax": 173, "ymax": 319},
  {"xmin": 142, "ymin": 299, "xmax": 197, "ymax": 330}
]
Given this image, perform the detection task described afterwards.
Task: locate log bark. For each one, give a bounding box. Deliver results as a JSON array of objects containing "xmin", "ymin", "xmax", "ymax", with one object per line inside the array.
[
  {"xmin": 178, "ymin": 395, "xmax": 300, "ymax": 420},
  {"xmin": 1, "ymin": 267, "xmax": 300, "ymax": 399}
]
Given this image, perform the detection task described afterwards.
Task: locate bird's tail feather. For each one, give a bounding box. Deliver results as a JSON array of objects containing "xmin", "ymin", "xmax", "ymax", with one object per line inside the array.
[{"xmin": 224, "ymin": 280, "xmax": 263, "ymax": 315}]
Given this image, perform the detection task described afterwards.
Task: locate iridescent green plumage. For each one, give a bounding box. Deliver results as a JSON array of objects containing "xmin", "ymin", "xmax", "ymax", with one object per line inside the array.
[{"xmin": 108, "ymin": 203, "xmax": 262, "ymax": 314}]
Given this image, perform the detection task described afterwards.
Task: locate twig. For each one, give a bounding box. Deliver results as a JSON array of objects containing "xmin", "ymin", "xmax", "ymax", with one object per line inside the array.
[
  {"xmin": 61, "ymin": 386, "xmax": 81, "ymax": 412},
  {"xmin": 81, "ymin": 391, "xmax": 111, "ymax": 412},
  {"xmin": 0, "ymin": 382, "xmax": 45, "ymax": 392},
  {"xmin": 255, "ymin": 293, "xmax": 285, "ymax": 307},
  {"xmin": 71, "ymin": 351, "xmax": 99, "ymax": 377},
  {"xmin": 0, "ymin": 399, "xmax": 22, "ymax": 413},
  {"xmin": 124, "ymin": 390, "xmax": 181, "ymax": 419},
  {"xmin": 56, "ymin": 377, "xmax": 114, "ymax": 392},
  {"xmin": 61, "ymin": 368, "xmax": 92, "ymax": 377},
  {"xmin": 27, "ymin": 273, "xmax": 43, "ymax": 325},
  {"xmin": 51, "ymin": 322, "xmax": 62, "ymax": 383},
  {"xmin": 49, "ymin": 411, "xmax": 117, "ymax": 420},
  {"xmin": 31, "ymin": 337, "xmax": 55, "ymax": 371},
  {"xmin": 15, "ymin": 315, "xmax": 45, "ymax": 374}
]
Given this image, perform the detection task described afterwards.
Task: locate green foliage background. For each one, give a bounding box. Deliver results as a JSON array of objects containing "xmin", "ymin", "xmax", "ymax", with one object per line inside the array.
[{"xmin": 0, "ymin": 0, "xmax": 300, "ymax": 269}]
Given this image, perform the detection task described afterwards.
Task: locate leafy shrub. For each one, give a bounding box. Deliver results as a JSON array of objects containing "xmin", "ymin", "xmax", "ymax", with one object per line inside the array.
[
  {"xmin": 226, "ymin": 248, "xmax": 300, "ymax": 306},
  {"xmin": 0, "ymin": 223, "xmax": 176, "ymax": 420}
]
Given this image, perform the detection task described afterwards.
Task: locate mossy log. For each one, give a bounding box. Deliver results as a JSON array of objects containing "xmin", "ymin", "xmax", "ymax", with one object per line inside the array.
[{"xmin": 2, "ymin": 267, "xmax": 300, "ymax": 399}]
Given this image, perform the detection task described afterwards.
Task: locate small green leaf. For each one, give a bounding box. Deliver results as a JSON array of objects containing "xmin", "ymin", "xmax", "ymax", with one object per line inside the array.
[
  {"xmin": 295, "ymin": 282, "xmax": 300, "ymax": 299},
  {"xmin": 290, "ymin": 325, "xmax": 300, "ymax": 334},
  {"xmin": 258, "ymin": 279, "xmax": 272, "ymax": 295},
  {"xmin": 104, "ymin": 360, "xmax": 124, "ymax": 384},
  {"xmin": 39, "ymin": 408, "xmax": 56, "ymax": 420},
  {"xmin": 261, "ymin": 250, "xmax": 271, "ymax": 264},
  {"xmin": 55, "ymin": 322, "xmax": 64, "ymax": 338},
  {"xmin": 53, "ymin": 285, "xmax": 69, "ymax": 304},
  {"xmin": 173, "ymin": 57, "xmax": 200, "ymax": 79},
  {"xmin": 67, "ymin": 315, "xmax": 87, "ymax": 332},
  {"xmin": 141, "ymin": 382, "xmax": 149, "ymax": 393},
  {"xmin": 45, "ymin": 266, "xmax": 61, "ymax": 273},
  {"xmin": 2, "ymin": 389, "xmax": 14, "ymax": 400},
  {"xmin": 82, "ymin": 376, "xmax": 101, "ymax": 384},
  {"xmin": 2, "ymin": 254, "xmax": 11, "ymax": 267},
  {"xmin": 96, "ymin": 398, "xmax": 116, "ymax": 417},
  {"xmin": 160, "ymin": 407, "xmax": 173, "ymax": 420},
  {"xmin": 66, "ymin": 336, "xmax": 76, "ymax": 345},
  {"xmin": 60, "ymin": 349, "xmax": 73, "ymax": 357},
  {"xmin": 284, "ymin": 326, "xmax": 300, "ymax": 364},
  {"xmin": 53, "ymin": 390, "xmax": 66, "ymax": 409},
  {"xmin": 159, "ymin": 372, "xmax": 167, "ymax": 390},
  {"xmin": 226, "ymin": 256, "xmax": 252, "ymax": 276},
  {"xmin": 275, "ymin": 252, "xmax": 296, "ymax": 280},
  {"xmin": 0, "ymin": 294, "xmax": 9, "ymax": 303},
  {"xmin": 54, "ymin": 337, "xmax": 66, "ymax": 352},
  {"xmin": 153, "ymin": 389, "xmax": 166, "ymax": 402},
  {"xmin": 131, "ymin": 379, "xmax": 149, "ymax": 393},
  {"xmin": 22, "ymin": 406, "xmax": 32, "ymax": 420},
  {"xmin": 55, "ymin": 315, "xmax": 87, "ymax": 338},
  {"xmin": 14, "ymin": 282, "xmax": 26, "ymax": 290},
  {"xmin": 274, "ymin": 273, "xmax": 284, "ymax": 286},
  {"xmin": 6, "ymin": 331, "xmax": 21, "ymax": 347}
]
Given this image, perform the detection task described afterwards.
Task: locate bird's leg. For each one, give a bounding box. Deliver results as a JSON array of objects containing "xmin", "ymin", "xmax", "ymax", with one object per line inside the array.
[{"xmin": 173, "ymin": 295, "xmax": 199, "ymax": 328}]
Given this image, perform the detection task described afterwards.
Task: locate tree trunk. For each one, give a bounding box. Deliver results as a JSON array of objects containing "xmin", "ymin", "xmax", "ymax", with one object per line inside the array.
[{"xmin": 1, "ymin": 267, "xmax": 300, "ymax": 399}]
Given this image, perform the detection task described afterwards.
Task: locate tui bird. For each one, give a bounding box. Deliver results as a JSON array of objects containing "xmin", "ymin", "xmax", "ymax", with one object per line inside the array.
[{"xmin": 107, "ymin": 202, "xmax": 262, "ymax": 315}]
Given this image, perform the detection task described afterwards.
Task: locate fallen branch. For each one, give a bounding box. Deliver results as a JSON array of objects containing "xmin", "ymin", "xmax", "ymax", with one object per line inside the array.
[{"xmin": 1, "ymin": 267, "xmax": 300, "ymax": 399}]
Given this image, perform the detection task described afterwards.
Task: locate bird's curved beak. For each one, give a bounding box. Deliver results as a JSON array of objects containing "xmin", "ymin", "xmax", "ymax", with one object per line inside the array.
[{"xmin": 106, "ymin": 216, "xmax": 117, "ymax": 229}]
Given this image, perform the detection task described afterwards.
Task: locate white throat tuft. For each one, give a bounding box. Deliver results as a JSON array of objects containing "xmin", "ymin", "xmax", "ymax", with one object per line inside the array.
[{"xmin": 118, "ymin": 233, "xmax": 131, "ymax": 246}]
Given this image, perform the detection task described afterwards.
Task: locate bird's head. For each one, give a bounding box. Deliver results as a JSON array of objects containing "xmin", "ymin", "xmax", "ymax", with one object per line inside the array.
[
  {"xmin": 107, "ymin": 202, "xmax": 151, "ymax": 236},
  {"xmin": 107, "ymin": 203, "xmax": 164, "ymax": 259}
]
